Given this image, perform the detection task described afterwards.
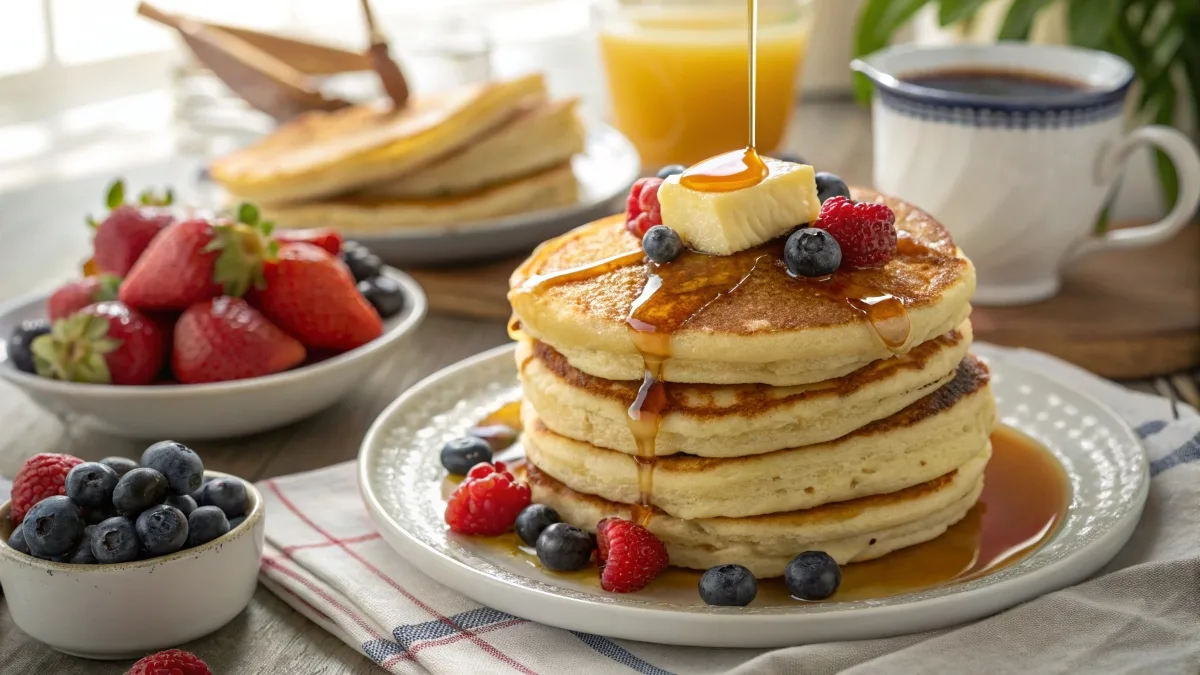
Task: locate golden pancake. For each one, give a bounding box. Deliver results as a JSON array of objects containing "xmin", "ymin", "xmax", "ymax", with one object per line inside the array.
[
  {"xmin": 211, "ymin": 74, "xmax": 547, "ymax": 205},
  {"xmin": 509, "ymin": 188, "xmax": 975, "ymax": 385},
  {"xmin": 518, "ymin": 323, "xmax": 973, "ymax": 457}
]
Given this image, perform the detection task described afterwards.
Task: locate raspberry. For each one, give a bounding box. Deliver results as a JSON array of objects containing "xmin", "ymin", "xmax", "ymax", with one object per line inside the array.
[
  {"xmin": 10, "ymin": 453, "xmax": 84, "ymax": 524},
  {"xmin": 812, "ymin": 196, "xmax": 897, "ymax": 269},
  {"xmin": 596, "ymin": 517, "xmax": 669, "ymax": 593},
  {"xmin": 624, "ymin": 177, "xmax": 664, "ymax": 237},
  {"xmin": 444, "ymin": 461, "xmax": 530, "ymax": 536},
  {"xmin": 127, "ymin": 648, "xmax": 212, "ymax": 675}
]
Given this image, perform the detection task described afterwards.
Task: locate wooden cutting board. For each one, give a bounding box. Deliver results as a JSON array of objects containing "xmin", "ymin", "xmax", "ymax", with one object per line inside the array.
[{"xmin": 405, "ymin": 224, "xmax": 1200, "ymax": 380}]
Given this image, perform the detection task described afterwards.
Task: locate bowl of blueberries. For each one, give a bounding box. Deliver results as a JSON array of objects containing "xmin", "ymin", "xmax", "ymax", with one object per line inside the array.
[{"xmin": 0, "ymin": 441, "xmax": 263, "ymax": 659}]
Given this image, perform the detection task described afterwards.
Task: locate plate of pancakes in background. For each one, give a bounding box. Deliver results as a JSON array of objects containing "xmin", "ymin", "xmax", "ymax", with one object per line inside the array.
[
  {"xmin": 357, "ymin": 190, "xmax": 1147, "ymax": 648},
  {"xmin": 209, "ymin": 73, "xmax": 639, "ymax": 266}
]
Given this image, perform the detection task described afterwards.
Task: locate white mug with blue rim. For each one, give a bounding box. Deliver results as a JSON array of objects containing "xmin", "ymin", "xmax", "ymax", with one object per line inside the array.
[{"xmin": 852, "ymin": 44, "xmax": 1200, "ymax": 306}]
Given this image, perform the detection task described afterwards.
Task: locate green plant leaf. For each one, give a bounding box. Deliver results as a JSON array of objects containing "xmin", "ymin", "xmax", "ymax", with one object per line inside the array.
[
  {"xmin": 1067, "ymin": 0, "xmax": 1121, "ymax": 47},
  {"xmin": 998, "ymin": 0, "xmax": 1057, "ymax": 40},
  {"xmin": 853, "ymin": 0, "xmax": 935, "ymax": 103},
  {"xmin": 104, "ymin": 179, "xmax": 125, "ymax": 210},
  {"xmin": 236, "ymin": 202, "xmax": 260, "ymax": 226},
  {"xmin": 938, "ymin": 0, "xmax": 991, "ymax": 26}
]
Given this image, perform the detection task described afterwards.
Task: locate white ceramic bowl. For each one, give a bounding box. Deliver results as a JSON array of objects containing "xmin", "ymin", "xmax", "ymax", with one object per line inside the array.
[
  {"xmin": 0, "ymin": 471, "xmax": 265, "ymax": 659},
  {"xmin": 0, "ymin": 267, "xmax": 426, "ymax": 439}
]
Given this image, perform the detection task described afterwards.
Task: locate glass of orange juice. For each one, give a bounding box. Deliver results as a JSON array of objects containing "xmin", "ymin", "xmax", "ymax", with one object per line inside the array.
[{"xmin": 594, "ymin": 0, "xmax": 813, "ymax": 167}]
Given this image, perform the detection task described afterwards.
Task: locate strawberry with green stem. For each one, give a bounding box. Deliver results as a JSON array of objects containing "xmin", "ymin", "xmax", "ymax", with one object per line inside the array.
[
  {"xmin": 47, "ymin": 274, "xmax": 122, "ymax": 321},
  {"xmin": 31, "ymin": 301, "xmax": 166, "ymax": 386},
  {"xmin": 88, "ymin": 179, "xmax": 176, "ymax": 277}
]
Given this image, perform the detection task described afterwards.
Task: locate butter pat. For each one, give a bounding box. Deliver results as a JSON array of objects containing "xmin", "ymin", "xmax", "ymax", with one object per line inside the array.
[{"xmin": 657, "ymin": 159, "xmax": 821, "ymax": 255}]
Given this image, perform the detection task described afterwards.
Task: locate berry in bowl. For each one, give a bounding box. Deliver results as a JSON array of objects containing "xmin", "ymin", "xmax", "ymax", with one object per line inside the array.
[
  {"xmin": 0, "ymin": 181, "xmax": 426, "ymax": 439},
  {"xmin": 0, "ymin": 442, "xmax": 263, "ymax": 659}
]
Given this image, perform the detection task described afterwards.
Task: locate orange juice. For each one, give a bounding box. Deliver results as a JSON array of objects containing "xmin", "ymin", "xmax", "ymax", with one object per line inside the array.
[{"xmin": 597, "ymin": 1, "xmax": 811, "ymax": 167}]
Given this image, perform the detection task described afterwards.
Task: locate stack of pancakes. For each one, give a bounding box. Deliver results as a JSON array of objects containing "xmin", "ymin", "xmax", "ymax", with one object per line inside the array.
[
  {"xmin": 210, "ymin": 74, "xmax": 585, "ymax": 232},
  {"xmin": 508, "ymin": 188, "xmax": 996, "ymax": 578}
]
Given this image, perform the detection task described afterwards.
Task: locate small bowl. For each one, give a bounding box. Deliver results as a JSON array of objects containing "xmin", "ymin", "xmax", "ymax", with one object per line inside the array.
[
  {"xmin": 0, "ymin": 471, "xmax": 265, "ymax": 659},
  {"xmin": 0, "ymin": 267, "xmax": 426, "ymax": 439}
]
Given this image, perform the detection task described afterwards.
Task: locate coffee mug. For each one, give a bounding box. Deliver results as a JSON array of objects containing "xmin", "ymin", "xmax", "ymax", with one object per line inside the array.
[{"xmin": 852, "ymin": 43, "xmax": 1200, "ymax": 306}]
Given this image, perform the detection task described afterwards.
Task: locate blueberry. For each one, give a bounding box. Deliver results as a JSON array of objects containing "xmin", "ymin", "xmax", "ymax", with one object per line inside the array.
[
  {"xmin": 357, "ymin": 276, "xmax": 405, "ymax": 319},
  {"xmin": 194, "ymin": 477, "xmax": 248, "ymax": 519},
  {"xmin": 166, "ymin": 493, "xmax": 197, "ymax": 517},
  {"xmin": 65, "ymin": 461, "xmax": 120, "ymax": 509},
  {"xmin": 20, "ymin": 495, "xmax": 84, "ymax": 557},
  {"xmin": 516, "ymin": 504, "xmax": 560, "ymax": 547},
  {"xmin": 642, "ymin": 225, "xmax": 683, "ymax": 264},
  {"xmin": 135, "ymin": 504, "xmax": 188, "ymax": 556},
  {"xmin": 814, "ymin": 172, "xmax": 850, "ymax": 204},
  {"xmin": 784, "ymin": 550, "xmax": 841, "ymax": 600},
  {"xmin": 67, "ymin": 526, "xmax": 98, "ymax": 564},
  {"xmin": 186, "ymin": 505, "xmax": 230, "ymax": 548},
  {"xmin": 656, "ymin": 164, "xmax": 686, "ymax": 179},
  {"xmin": 7, "ymin": 320, "xmax": 51, "ymax": 374},
  {"xmin": 698, "ymin": 564, "xmax": 758, "ymax": 606},
  {"xmin": 90, "ymin": 516, "xmax": 140, "ymax": 564},
  {"xmin": 140, "ymin": 441, "xmax": 204, "ymax": 495},
  {"xmin": 112, "ymin": 467, "xmax": 168, "ymax": 516},
  {"xmin": 440, "ymin": 437, "xmax": 493, "ymax": 475},
  {"xmin": 785, "ymin": 228, "xmax": 842, "ymax": 278},
  {"xmin": 227, "ymin": 516, "xmax": 246, "ymax": 529},
  {"xmin": 83, "ymin": 505, "xmax": 117, "ymax": 525},
  {"xmin": 7, "ymin": 526, "xmax": 31, "ymax": 555},
  {"xmin": 340, "ymin": 247, "xmax": 383, "ymax": 282},
  {"xmin": 99, "ymin": 456, "xmax": 139, "ymax": 477},
  {"xmin": 535, "ymin": 523, "xmax": 594, "ymax": 571}
]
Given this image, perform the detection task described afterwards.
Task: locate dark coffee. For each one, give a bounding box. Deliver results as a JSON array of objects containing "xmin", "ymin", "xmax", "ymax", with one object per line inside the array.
[{"xmin": 902, "ymin": 67, "xmax": 1089, "ymax": 99}]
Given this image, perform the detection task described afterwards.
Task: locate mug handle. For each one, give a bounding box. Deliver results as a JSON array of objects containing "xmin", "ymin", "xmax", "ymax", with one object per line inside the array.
[{"xmin": 1068, "ymin": 125, "xmax": 1200, "ymax": 261}]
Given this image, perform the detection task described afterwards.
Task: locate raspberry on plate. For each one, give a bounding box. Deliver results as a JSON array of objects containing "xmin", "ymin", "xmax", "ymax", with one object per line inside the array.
[
  {"xmin": 812, "ymin": 196, "xmax": 897, "ymax": 269},
  {"xmin": 624, "ymin": 177, "xmax": 665, "ymax": 237},
  {"xmin": 10, "ymin": 453, "xmax": 84, "ymax": 524},
  {"xmin": 444, "ymin": 461, "xmax": 530, "ymax": 536},
  {"xmin": 596, "ymin": 517, "xmax": 669, "ymax": 593},
  {"xmin": 127, "ymin": 648, "xmax": 212, "ymax": 675}
]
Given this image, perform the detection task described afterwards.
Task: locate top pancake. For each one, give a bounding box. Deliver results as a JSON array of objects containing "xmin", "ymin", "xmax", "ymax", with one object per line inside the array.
[{"xmin": 509, "ymin": 188, "xmax": 975, "ymax": 385}]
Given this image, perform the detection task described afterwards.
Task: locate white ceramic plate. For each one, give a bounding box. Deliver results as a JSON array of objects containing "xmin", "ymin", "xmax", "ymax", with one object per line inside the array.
[
  {"xmin": 317, "ymin": 124, "xmax": 639, "ymax": 266},
  {"xmin": 0, "ymin": 267, "xmax": 426, "ymax": 440},
  {"xmin": 358, "ymin": 344, "xmax": 1148, "ymax": 648}
]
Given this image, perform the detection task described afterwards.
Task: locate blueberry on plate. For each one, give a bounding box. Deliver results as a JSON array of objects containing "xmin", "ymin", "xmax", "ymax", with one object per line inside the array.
[
  {"xmin": 535, "ymin": 523, "xmax": 594, "ymax": 571},
  {"xmin": 136, "ymin": 504, "xmax": 189, "ymax": 556},
  {"xmin": 67, "ymin": 526, "xmax": 98, "ymax": 564},
  {"xmin": 7, "ymin": 319, "xmax": 50, "ymax": 374},
  {"xmin": 166, "ymin": 493, "xmax": 198, "ymax": 517},
  {"xmin": 90, "ymin": 516, "xmax": 140, "ymax": 564},
  {"xmin": 814, "ymin": 172, "xmax": 850, "ymax": 204},
  {"xmin": 341, "ymin": 246, "xmax": 383, "ymax": 282},
  {"xmin": 357, "ymin": 276, "xmax": 405, "ymax": 319},
  {"xmin": 99, "ymin": 456, "xmax": 139, "ymax": 478},
  {"xmin": 656, "ymin": 164, "xmax": 686, "ymax": 179},
  {"xmin": 21, "ymin": 495, "xmax": 85, "ymax": 557},
  {"xmin": 516, "ymin": 504, "xmax": 560, "ymax": 547},
  {"xmin": 784, "ymin": 550, "xmax": 841, "ymax": 600},
  {"xmin": 7, "ymin": 526, "xmax": 31, "ymax": 555},
  {"xmin": 440, "ymin": 437, "xmax": 493, "ymax": 475},
  {"xmin": 195, "ymin": 477, "xmax": 248, "ymax": 519},
  {"xmin": 141, "ymin": 440, "xmax": 205, "ymax": 496},
  {"xmin": 642, "ymin": 225, "xmax": 683, "ymax": 264},
  {"xmin": 112, "ymin": 467, "xmax": 169, "ymax": 516},
  {"xmin": 698, "ymin": 564, "xmax": 758, "ymax": 606},
  {"xmin": 186, "ymin": 505, "xmax": 230, "ymax": 548},
  {"xmin": 785, "ymin": 228, "xmax": 842, "ymax": 278},
  {"xmin": 65, "ymin": 461, "xmax": 121, "ymax": 510}
]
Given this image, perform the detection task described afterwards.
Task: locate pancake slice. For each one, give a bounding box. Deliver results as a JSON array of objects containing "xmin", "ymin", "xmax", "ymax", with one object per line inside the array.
[{"xmin": 518, "ymin": 322, "xmax": 974, "ymax": 457}]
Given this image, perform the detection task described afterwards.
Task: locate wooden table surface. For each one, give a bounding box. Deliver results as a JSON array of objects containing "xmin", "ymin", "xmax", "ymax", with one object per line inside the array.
[{"xmin": 0, "ymin": 99, "xmax": 879, "ymax": 673}]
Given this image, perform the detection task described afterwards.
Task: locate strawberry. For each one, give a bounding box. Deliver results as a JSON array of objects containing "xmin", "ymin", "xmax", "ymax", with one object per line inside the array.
[
  {"xmin": 596, "ymin": 517, "xmax": 669, "ymax": 593},
  {"xmin": 444, "ymin": 461, "xmax": 530, "ymax": 535},
  {"xmin": 47, "ymin": 275, "xmax": 121, "ymax": 321},
  {"xmin": 253, "ymin": 242, "xmax": 383, "ymax": 352},
  {"xmin": 88, "ymin": 179, "xmax": 175, "ymax": 277},
  {"xmin": 32, "ymin": 301, "xmax": 166, "ymax": 385},
  {"xmin": 9, "ymin": 453, "xmax": 84, "ymax": 524},
  {"xmin": 274, "ymin": 227, "xmax": 344, "ymax": 256},
  {"xmin": 127, "ymin": 649, "xmax": 212, "ymax": 675},
  {"xmin": 173, "ymin": 297, "xmax": 306, "ymax": 384}
]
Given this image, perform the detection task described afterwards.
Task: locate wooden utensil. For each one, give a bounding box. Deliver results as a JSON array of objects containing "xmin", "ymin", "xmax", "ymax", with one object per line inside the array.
[
  {"xmin": 137, "ymin": 2, "xmax": 350, "ymax": 120},
  {"xmin": 359, "ymin": 0, "xmax": 410, "ymax": 109}
]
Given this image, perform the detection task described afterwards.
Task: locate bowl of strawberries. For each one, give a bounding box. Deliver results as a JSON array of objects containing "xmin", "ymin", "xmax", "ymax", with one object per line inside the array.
[{"xmin": 0, "ymin": 181, "xmax": 426, "ymax": 439}]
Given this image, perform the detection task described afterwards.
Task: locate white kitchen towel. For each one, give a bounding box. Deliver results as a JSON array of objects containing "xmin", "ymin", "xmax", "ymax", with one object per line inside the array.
[{"xmin": 251, "ymin": 343, "xmax": 1200, "ymax": 675}]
